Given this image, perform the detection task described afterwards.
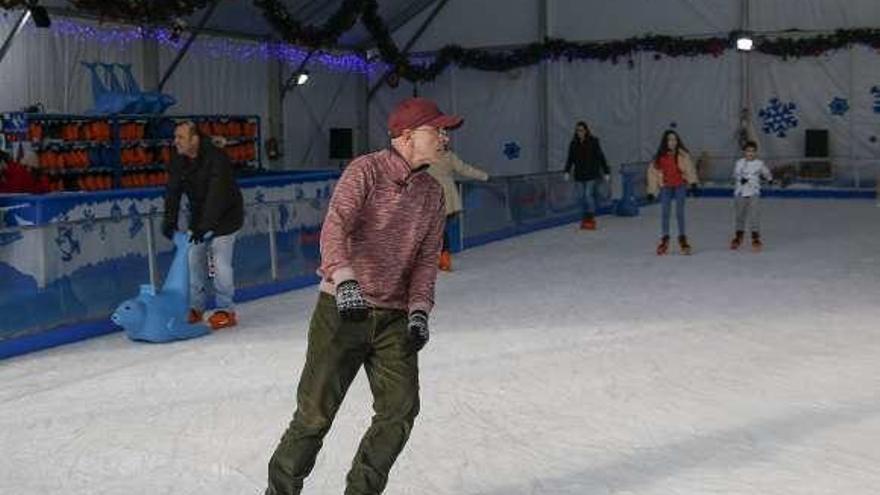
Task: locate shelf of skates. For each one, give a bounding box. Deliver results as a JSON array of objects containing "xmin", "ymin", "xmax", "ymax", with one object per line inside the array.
[{"xmin": 1, "ymin": 113, "xmax": 261, "ymax": 193}]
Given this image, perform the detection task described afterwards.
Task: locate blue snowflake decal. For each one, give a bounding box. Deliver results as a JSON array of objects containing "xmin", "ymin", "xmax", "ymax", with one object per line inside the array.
[
  {"xmin": 55, "ymin": 226, "xmax": 81, "ymax": 262},
  {"xmin": 828, "ymin": 97, "xmax": 849, "ymax": 116},
  {"xmin": 871, "ymin": 86, "xmax": 880, "ymax": 113},
  {"xmin": 127, "ymin": 204, "xmax": 143, "ymax": 239},
  {"xmin": 503, "ymin": 141, "xmax": 521, "ymax": 160},
  {"xmin": 758, "ymin": 98, "xmax": 798, "ymax": 138},
  {"xmin": 81, "ymin": 208, "xmax": 96, "ymax": 233}
]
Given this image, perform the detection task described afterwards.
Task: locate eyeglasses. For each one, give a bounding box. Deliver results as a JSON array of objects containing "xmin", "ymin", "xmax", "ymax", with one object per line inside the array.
[{"xmin": 411, "ymin": 127, "xmax": 448, "ymax": 138}]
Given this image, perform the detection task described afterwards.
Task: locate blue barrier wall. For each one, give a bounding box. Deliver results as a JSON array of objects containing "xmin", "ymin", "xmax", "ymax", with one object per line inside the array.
[
  {"xmin": 0, "ymin": 171, "xmax": 338, "ymax": 357},
  {"xmin": 1, "ymin": 168, "xmax": 873, "ymax": 359}
]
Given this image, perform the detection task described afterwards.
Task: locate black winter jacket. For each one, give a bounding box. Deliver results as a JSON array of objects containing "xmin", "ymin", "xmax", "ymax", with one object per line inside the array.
[
  {"xmin": 565, "ymin": 136, "xmax": 609, "ymax": 182},
  {"xmin": 163, "ymin": 139, "xmax": 244, "ymax": 236}
]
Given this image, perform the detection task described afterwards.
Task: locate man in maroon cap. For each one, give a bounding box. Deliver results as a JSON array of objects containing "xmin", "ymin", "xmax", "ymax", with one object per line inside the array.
[{"xmin": 265, "ymin": 97, "xmax": 462, "ymax": 495}]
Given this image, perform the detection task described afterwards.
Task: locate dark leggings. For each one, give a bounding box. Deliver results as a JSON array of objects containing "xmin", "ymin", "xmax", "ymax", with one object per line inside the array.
[{"xmin": 442, "ymin": 213, "xmax": 455, "ymax": 251}]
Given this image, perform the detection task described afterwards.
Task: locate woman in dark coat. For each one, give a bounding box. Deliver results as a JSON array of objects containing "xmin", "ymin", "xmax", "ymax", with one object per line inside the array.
[{"xmin": 564, "ymin": 121, "xmax": 610, "ymax": 230}]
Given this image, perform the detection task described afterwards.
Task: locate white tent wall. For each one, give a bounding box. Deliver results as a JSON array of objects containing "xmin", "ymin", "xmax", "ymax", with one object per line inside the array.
[
  {"xmin": 282, "ymin": 69, "xmax": 364, "ymax": 169},
  {"xmin": 369, "ymin": 65, "xmax": 542, "ymax": 177},
  {"xmin": 637, "ymin": 50, "xmax": 741, "ymax": 177},
  {"xmin": 850, "ymin": 46, "xmax": 880, "ymax": 163},
  {"xmin": 551, "ymin": 0, "xmax": 740, "ymax": 40},
  {"xmin": 750, "ymin": 0, "xmax": 880, "ymax": 31},
  {"xmin": 0, "ymin": 17, "xmax": 144, "ymax": 114},
  {"xmin": 391, "ymin": 0, "xmax": 541, "ymax": 52},
  {"xmin": 749, "ymin": 47, "xmax": 880, "ymax": 186},
  {"xmin": 158, "ymin": 44, "xmax": 269, "ymax": 137},
  {"xmin": 548, "ymin": 57, "xmax": 640, "ymax": 176},
  {"xmin": 376, "ymin": 0, "xmax": 880, "ymax": 181},
  {"xmin": 749, "ymin": 51, "xmax": 850, "ymax": 160},
  {"xmin": 450, "ymin": 66, "xmax": 542, "ymax": 176}
]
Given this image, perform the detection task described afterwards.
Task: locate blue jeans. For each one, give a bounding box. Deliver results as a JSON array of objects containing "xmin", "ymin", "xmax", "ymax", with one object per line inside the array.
[
  {"xmin": 581, "ymin": 179, "xmax": 598, "ymax": 217},
  {"xmin": 659, "ymin": 185, "xmax": 687, "ymax": 236},
  {"xmin": 189, "ymin": 232, "xmax": 237, "ymax": 311}
]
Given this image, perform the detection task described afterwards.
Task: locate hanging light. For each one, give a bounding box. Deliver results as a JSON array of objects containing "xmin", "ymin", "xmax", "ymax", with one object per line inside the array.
[{"xmin": 735, "ymin": 31, "xmax": 754, "ymax": 52}]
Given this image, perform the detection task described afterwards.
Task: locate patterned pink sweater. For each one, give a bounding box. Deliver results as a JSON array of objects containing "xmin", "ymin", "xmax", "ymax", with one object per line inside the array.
[{"xmin": 318, "ymin": 148, "xmax": 446, "ymax": 314}]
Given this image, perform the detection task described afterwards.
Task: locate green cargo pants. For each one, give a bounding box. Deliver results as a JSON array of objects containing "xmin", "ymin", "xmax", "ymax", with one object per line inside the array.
[{"xmin": 266, "ymin": 292, "xmax": 420, "ymax": 495}]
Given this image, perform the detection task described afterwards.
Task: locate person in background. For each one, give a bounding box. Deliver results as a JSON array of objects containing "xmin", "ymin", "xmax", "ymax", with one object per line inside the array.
[
  {"xmin": 427, "ymin": 144, "xmax": 489, "ymax": 271},
  {"xmin": 730, "ymin": 140, "xmax": 772, "ymax": 251},
  {"xmin": 264, "ymin": 97, "xmax": 455, "ymax": 495},
  {"xmin": 564, "ymin": 121, "xmax": 610, "ymax": 230},
  {"xmin": 646, "ymin": 129, "xmax": 699, "ymax": 255},
  {"xmin": 0, "ymin": 149, "xmax": 48, "ymax": 194},
  {"xmin": 162, "ymin": 121, "xmax": 244, "ymax": 330}
]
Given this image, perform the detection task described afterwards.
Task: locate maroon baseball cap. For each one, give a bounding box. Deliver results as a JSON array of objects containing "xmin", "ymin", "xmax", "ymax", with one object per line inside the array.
[{"xmin": 388, "ymin": 97, "xmax": 463, "ymax": 138}]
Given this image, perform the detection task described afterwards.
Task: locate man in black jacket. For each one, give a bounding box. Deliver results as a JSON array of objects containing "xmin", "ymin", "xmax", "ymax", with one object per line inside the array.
[{"xmin": 162, "ymin": 122, "xmax": 244, "ymax": 330}]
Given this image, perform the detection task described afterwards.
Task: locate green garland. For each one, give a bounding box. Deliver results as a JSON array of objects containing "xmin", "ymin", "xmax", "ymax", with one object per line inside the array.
[
  {"xmin": 4, "ymin": 1, "xmax": 880, "ymax": 81},
  {"xmin": 251, "ymin": 0, "xmax": 880, "ymax": 83},
  {"xmin": 252, "ymin": 0, "xmax": 365, "ymax": 48}
]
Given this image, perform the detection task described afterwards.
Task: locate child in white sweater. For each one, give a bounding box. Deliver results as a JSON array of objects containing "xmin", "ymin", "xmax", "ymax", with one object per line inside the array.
[{"xmin": 731, "ymin": 141, "xmax": 773, "ymax": 251}]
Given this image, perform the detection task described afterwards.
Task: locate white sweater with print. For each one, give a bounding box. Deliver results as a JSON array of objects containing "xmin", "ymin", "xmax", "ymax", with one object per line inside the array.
[{"xmin": 733, "ymin": 158, "xmax": 772, "ymax": 197}]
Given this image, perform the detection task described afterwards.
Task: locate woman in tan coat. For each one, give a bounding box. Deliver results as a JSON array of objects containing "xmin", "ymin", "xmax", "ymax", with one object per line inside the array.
[
  {"xmin": 646, "ymin": 129, "xmax": 699, "ymax": 255},
  {"xmin": 427, "ymin": 147, "xmax": 489, "ymax": 271}
]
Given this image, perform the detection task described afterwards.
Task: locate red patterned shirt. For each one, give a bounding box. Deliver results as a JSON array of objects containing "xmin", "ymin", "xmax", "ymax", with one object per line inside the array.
[{"xmin": 318, "ymin": 148, "xmax": 446, "ymax": 314}]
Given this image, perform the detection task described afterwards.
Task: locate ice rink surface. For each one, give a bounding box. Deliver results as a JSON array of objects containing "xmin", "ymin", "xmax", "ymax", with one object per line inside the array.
[{"xmin": 3, "ymin": 198, "xmax": 880, "ymax": 494}]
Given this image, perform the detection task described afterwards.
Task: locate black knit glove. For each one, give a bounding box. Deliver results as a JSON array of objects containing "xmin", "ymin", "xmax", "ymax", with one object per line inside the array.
[
  {"xmin": 688, "ymin": 183, "xmax": 700, "ymax": 197},
  {"xmin": 646, "ymin": 194, "xmax": 656, "ymax": 202},
  {"xmin": 336, "ymin": 280, "xmax": 370, "ymax": 322},
  {"xmin": 408, "ymin": 311, "xmax": 429, "ymax": 352},
  {"xmin": 189, "ymin": 228, "xmax": 208, "ymax": 245}
]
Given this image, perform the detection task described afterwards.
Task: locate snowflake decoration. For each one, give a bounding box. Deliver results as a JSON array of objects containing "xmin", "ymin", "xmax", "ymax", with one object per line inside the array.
[
  {"xmin": 829, "ymin": 97, "xmax": 849, "ymax": 116},
  {"xmin": 871, "ymin": 86, "xmax": 880, "ymax": 113},
  {"xmin": 503, "ymin": 141, "xmax": 521, "ymax": 160},
  {"xmin": 758, "ymin": 98, "xmax": 798, "ymax": 138}
]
